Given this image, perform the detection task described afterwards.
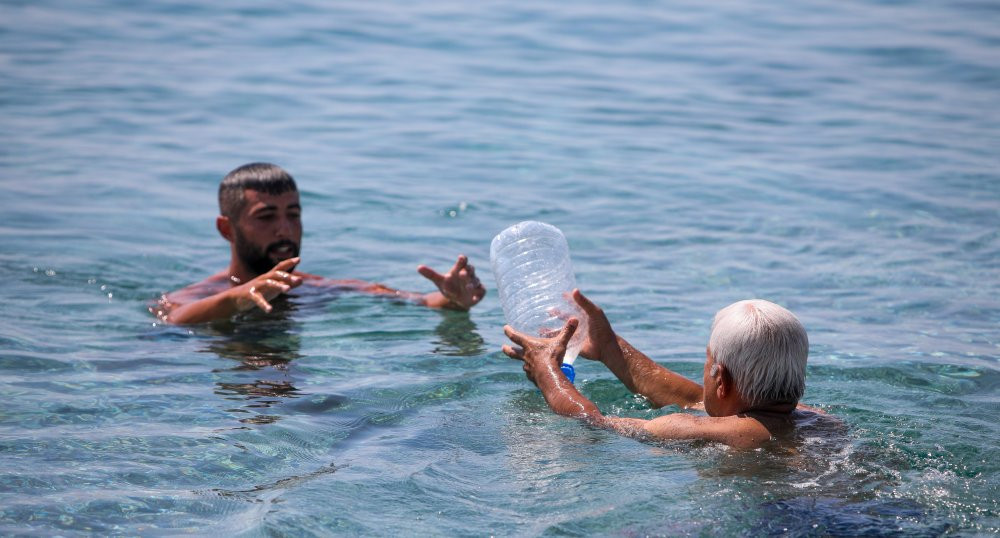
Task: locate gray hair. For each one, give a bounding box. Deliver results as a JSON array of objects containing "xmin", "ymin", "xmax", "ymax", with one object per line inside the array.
[{"xmin": 708, "ymin": 299, "xmax": 808, "ymax": 407}]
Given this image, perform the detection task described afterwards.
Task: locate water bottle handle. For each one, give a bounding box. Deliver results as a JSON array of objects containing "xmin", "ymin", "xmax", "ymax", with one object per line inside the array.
[{"xmin": 560, "ymin": 363, "xmax": 575, "ymax": 384}]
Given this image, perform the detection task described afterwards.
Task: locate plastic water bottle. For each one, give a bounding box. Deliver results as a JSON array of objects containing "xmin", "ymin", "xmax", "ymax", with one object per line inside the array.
[{"xmin": 490, "ymin": 221, "xmax": 587, "ymax": 383}]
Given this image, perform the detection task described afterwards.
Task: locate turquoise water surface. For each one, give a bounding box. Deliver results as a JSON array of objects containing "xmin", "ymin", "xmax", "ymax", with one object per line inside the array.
[{"xmin": 2, "ymin": 0, "xmax": 999, "ymax": 535}]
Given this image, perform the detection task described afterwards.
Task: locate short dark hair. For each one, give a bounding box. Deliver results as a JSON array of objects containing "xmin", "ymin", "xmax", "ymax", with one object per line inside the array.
[{"xmin": 218, "ymin": 162, "xmax": 298, "ymax": 220}]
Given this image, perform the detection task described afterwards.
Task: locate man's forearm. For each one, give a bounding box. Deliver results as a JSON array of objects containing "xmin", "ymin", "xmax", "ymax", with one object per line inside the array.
[
  {"xmin": 420, "ymin": 291, "xmax": 468, "ymax": 310},
  {"xmin": 165, "ymin": 291, "xmax": 238, "ymax": 324},
  {"xmin": 601, "ymin": 336, "xmax": 703, "ymax": 409},
  {"xmin": 365, "ymin": 286, "xmax": 466, "ymax": 311},
  {"xmin": 534, "ymin": 365, "xmax": 603, "ymax": 421},
  {"xmin": 320, "ymin": 279, "xmax": 466, "ymax": 310}
]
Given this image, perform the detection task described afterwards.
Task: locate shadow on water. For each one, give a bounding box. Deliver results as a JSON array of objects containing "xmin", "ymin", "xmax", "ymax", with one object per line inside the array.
[
  {"xmin": 176, "ymin": 289, "xmax": 486, "ymax": 428},
  {"xmin": 748, "ymin": 497, "xmax": 951, "ymax": 537},
  {"xmin": 199, "ymin": 302, "xmax": 306, "ymax": 425},
  {"xmin": 682, "ymin": 414, "xmax": 961, "ymax": 537},
  {"xmin": 506, "ymin": 380, "xmax": 959, "ymax": 536},
  {"xmin": 431, "ymin": 310, "xmax": 486, "ymax": 357},
  {"xmin": 204, "ymin": 463, "xmax": 344, "ymax": 501}
]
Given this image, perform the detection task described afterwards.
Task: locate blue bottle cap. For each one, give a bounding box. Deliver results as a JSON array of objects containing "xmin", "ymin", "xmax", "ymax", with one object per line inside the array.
[{"xmin": 560, "ymin": 363, "xmax": 575, "ymax": 384}]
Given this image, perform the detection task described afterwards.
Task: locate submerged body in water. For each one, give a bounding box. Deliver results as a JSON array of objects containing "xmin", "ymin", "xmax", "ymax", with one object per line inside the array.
[
  {"xmin": 151, "ymin": 163, "xmax": 486, "ymax": 324},
  {"xmin": 505, "ymin": 290, "xmax": 830, "ymax": 449}
]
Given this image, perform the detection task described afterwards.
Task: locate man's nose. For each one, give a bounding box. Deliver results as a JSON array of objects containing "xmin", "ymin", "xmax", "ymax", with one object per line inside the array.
[{"xmin": 275, "ymin": 216, "xmax": 293, "ymax": 238}]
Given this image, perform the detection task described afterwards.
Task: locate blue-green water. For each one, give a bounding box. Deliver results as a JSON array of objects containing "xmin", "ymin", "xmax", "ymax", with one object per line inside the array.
[{"xmin": 2, "ymin": 0, "xmax": 999, "ymax": 534}]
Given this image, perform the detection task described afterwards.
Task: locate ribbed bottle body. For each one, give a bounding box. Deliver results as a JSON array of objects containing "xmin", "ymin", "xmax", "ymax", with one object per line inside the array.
[{"xmin": 490, "ymin": 221, "xmax": 587, "ymax": 364}]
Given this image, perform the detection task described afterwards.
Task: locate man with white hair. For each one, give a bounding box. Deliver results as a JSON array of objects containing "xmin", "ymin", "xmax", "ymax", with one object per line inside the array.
[{"xmin": 502, "ymin": 290, "xmax": 821, "ymax": 448}]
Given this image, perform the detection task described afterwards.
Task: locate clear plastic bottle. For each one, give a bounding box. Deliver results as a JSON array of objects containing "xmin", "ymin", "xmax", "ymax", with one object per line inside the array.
[{"xmin": 490, "ymin": 221, "xmax": 587, "ymax": 383}]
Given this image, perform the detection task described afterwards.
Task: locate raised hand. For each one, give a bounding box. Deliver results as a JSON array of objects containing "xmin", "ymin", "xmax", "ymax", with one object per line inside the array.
[
  {"xmin": 568, "ymin": 289, "xmax": 619, "ymax": 362},
  {"xmin": 417, "ymin": 255, "xmax": 486, "ymax": 310},
  {"xmin": 502, "ymin": 318, "xmax": 579, "ymax": 386},
  {"xmin": 233, "ymin": 257, "xmax": 303, "ymax": 313}
]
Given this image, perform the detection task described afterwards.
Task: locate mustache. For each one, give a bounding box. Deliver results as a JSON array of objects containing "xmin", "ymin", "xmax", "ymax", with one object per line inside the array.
[{"xmin": 267, "ymin": 240, "xmax": 299, "ymax": 255}]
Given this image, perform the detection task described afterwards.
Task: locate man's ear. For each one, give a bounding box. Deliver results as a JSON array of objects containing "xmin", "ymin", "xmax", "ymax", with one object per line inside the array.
[
  {"xmin": 715, "ymin": 363, "xmax": 731, "ymax": 400},
  {"xmin": 216, "ymin": 216, "xmax": 234, "ymax": 243}
]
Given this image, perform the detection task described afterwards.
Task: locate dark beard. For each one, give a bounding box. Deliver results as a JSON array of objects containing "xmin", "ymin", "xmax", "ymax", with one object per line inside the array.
[{"xmin": 234, "ymin": 233, "xmax": 300, "ymax": 277}]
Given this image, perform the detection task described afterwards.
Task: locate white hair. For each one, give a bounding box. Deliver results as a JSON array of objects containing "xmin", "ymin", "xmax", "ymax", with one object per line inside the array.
[{"xmin": 708, "ymin": 299, "xmax": 808, "ymax": 407}]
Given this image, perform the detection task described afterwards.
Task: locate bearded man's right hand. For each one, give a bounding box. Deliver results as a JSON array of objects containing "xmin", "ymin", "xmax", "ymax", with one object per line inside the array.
[{"xmin": 233, "ymin": 257, "xmax": 303, "ymax": 313}]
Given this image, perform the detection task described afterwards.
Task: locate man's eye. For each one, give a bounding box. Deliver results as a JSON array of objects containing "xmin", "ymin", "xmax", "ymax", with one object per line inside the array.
[
  {"xmin": 289, "ymin": 213, "xmax": 301, "ymax": 220},
  {"xmin": 257, "ymin": 214, "xmax": 276, "ymax": 221}
]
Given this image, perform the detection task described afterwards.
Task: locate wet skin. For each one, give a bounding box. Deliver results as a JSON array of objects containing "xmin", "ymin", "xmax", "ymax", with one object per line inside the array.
[
  {"xmin": 502, "ymin": 289, "xmax": 826, "ymax": 449},
  {"xmin": 153, "ymin": 188, "xmax": 486, "ymax": 324}
]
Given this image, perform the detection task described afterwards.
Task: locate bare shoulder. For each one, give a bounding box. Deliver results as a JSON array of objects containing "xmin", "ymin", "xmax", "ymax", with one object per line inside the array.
[
  {"xmin": 746, "ymin": 407, "xmax": 844, "ymax": 445},
  {"xmin": 164, "ymin": 271, "xmax": 231, "ymax": 304},
  {"xmin": 149, "ymin": 271, "xmax": 231, "ymax": 321},
  {"xmin": 642, "ymin": 413, "xmax": 771, "ymax": 449},
  {"xmin": 789, "ymin": 407, "xmax": 845, "ymax": 432}
]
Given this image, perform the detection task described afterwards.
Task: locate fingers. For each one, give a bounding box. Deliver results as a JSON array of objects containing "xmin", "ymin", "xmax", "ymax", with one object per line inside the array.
[
  {"xmin": 271, "ymin": 270, "xmax": 303, "ymax": 288},
  {"xmin": 264, "ymin": 278, "xmax": 291, "ymax": 295},
  {"xmin": 452, "ymin": 254, "xmax": 468, "ymax": 274},
  {"xmin": 269, "ymin": 258, "xmax": 303, "ymax": 288},
  {"xmin": 274, "ymin": 257, "xmax": 300, "ymax": 272},
  {"xmin": 465, "ymin": 260, "xmax": 480, "ymax": 283},
  {"xmin": 468, "ymin": 279, "xmax": 485, "ymax": 301},
  {"xmin": 243, "ymin": 275, "xmax": 294, "ymax": 314},
  {"xmin": 557, "ymin": 318, "xmax": 579, "ymax": 349},
  {"xmin": 548, "ymin": 306, "xmax": 572, "ymax": 322},
  {"xmin": 465, "ymin": 262, "xmax": 483, "ymax": 290},
  {"xmin": 572, "ymin": 288, "xmax": 602, "ymax": 316},
  {"xmin": 501, "ymin": 344, "xmax": 524, "ymax": 360},
  {"xmin": 503, "ymin": 325, "xmax": 531, "ymax": 347},
  {"xmin": 416, "ymin": 265, "xmax": 444, "ymax": 287},
  {"xmin": 248, "ymin": 286, "xmax": 273, "ymax": 313},
  {"xmin": 467, "ymin": 265, "xmax": 485, "ymax": 302},
  {"xmin": 538, "ymin": 327, "xmax": 559, "ymax": 338}
]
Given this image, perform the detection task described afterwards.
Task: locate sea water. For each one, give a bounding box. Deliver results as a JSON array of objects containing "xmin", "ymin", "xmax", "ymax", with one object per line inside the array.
[{"xmin": 1, "ymin": 0, "xmax": 998, "ymax": 534}]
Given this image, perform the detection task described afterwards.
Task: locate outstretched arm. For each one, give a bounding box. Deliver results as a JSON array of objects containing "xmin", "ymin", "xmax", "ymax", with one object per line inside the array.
[
  {"xmin": 603, "ymin": 337, "xmax": 703, "ymax": 409},
  {"xmin": 570, "ymin": 290, "xmax": 703, "ymax": 409},
  {"xmin": 601, "ymin": 413, "xmax": 769, "ymax": 448},
  {"xmin": 307, "ymin": 254, "xmax": 487, "ymax": 310},
  {"xmin": 160, "ymin": 258, "xmax": 304, "ymax": 324},
  {"xmin": 502, "ymin": 318, "xmax": 767, "ymax": 448}
]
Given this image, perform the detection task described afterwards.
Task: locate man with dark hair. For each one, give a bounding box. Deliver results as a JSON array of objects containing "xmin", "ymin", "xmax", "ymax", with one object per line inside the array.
[{"xmin": 153, "ymin": 162, "xmax": 486, "ymax": 324}]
